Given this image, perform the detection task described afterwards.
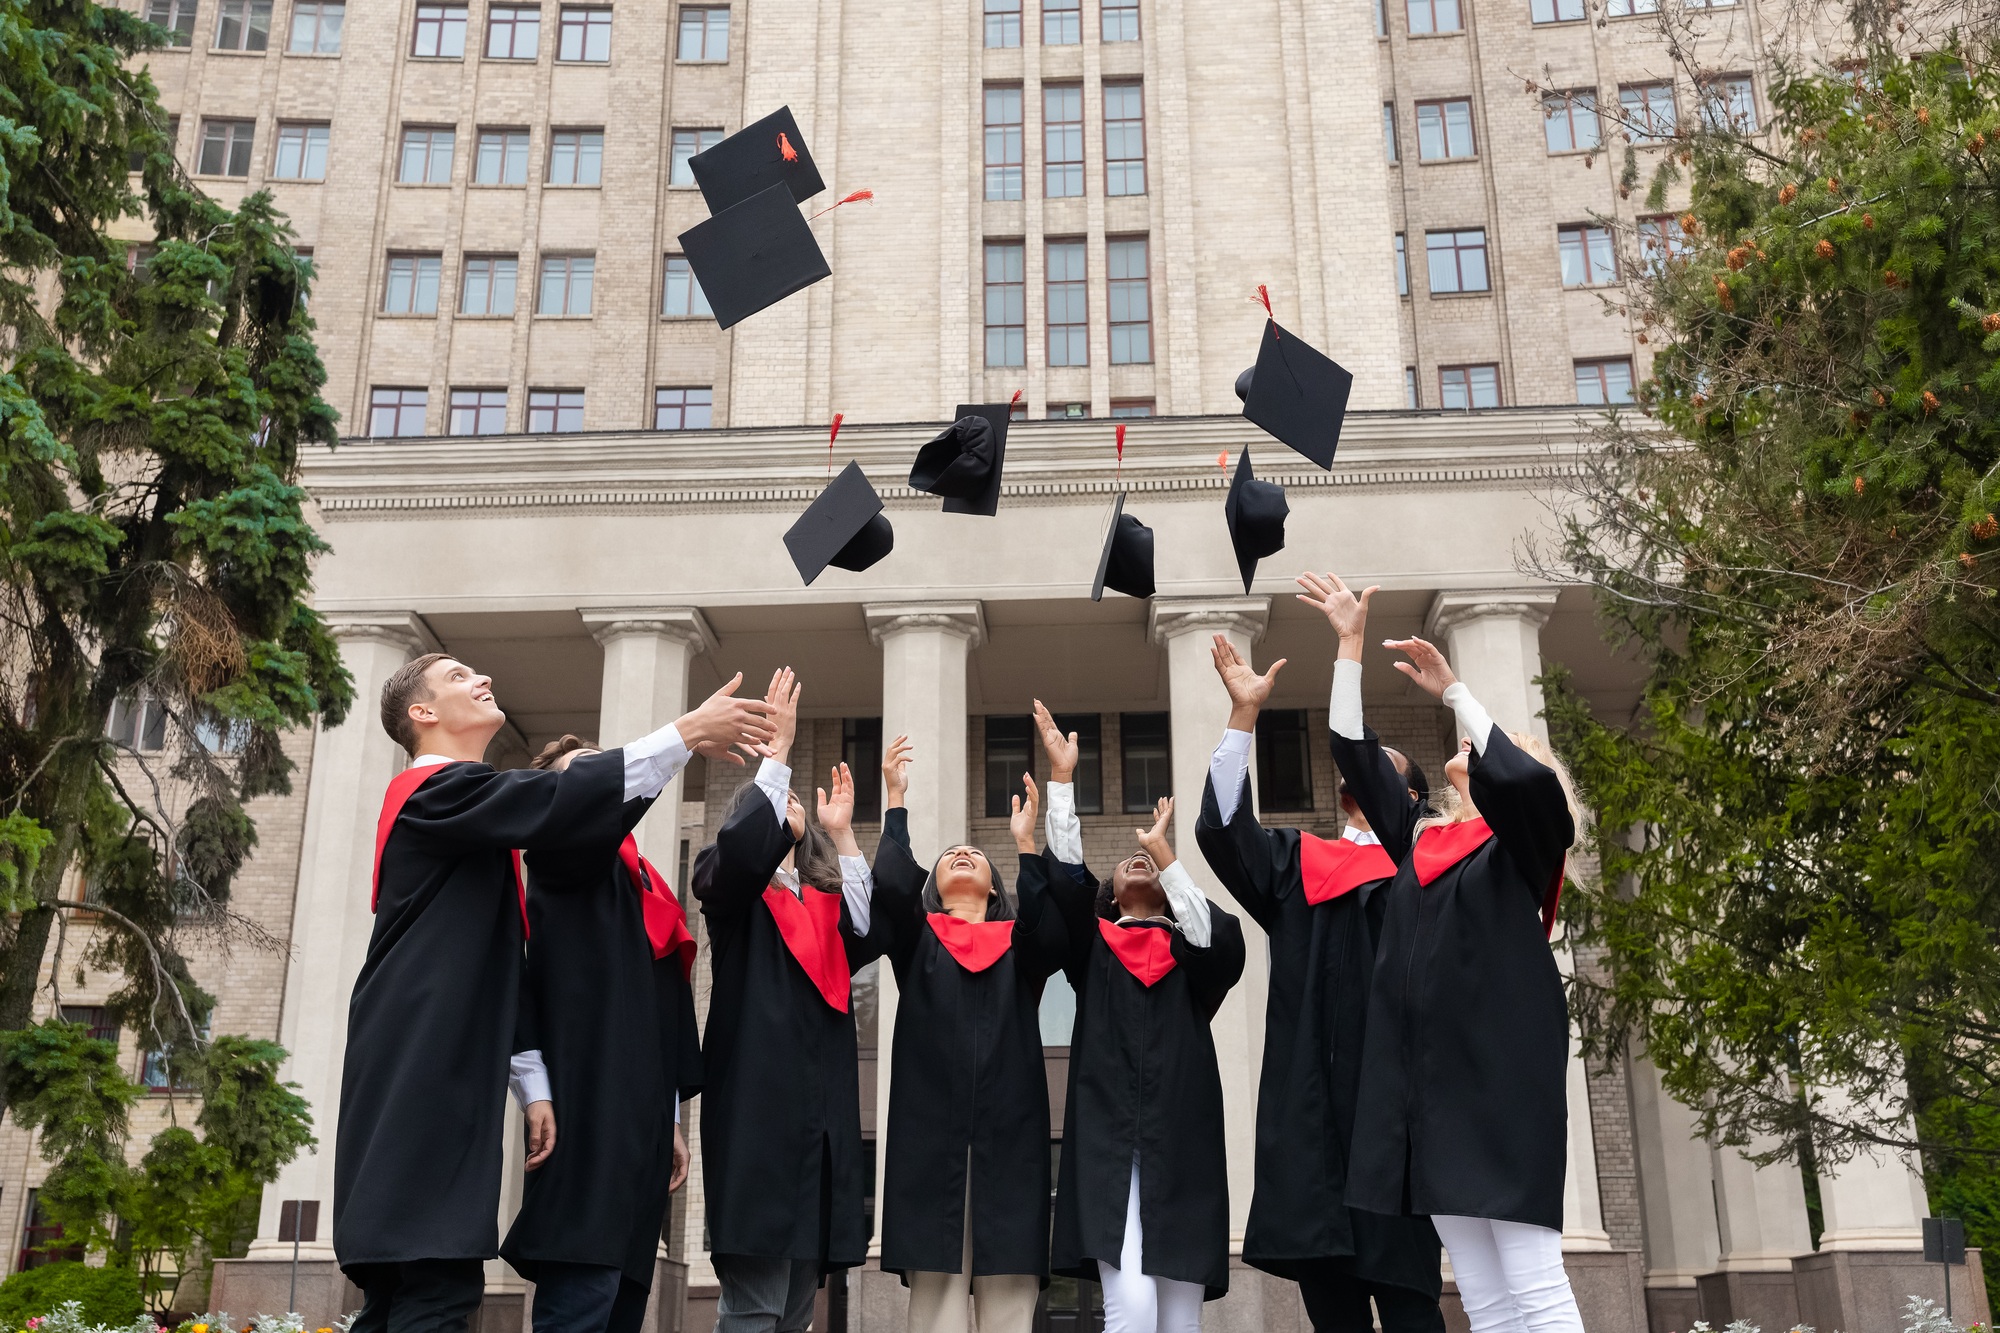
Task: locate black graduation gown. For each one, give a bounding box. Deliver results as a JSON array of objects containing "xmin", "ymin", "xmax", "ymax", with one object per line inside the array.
[
  {"xmin": 1192, "ymin": 772, "xmax": 1443, "ymax": 1297},
  {"xmin": 692, "ymin": 793, "xmax": 884, "ymax": 1269},
  {"xmin": 872, "ymin": 810, "xmax": 1065, "ymax": 1281},
  {"xmin": 1036, "ymin": 853, "xmax": 1246, "ymax": 1299},
  {"xmin": 501, "ymin": 797, "xmax": 705, "ymax": 1286},
  {"xmin": 334, "ymin": 751, "xmax": 628, "ymax": 1271},
  {"xmin": 1335, "ymin": 726, "xmax": 1575, "ymax": 1231}
]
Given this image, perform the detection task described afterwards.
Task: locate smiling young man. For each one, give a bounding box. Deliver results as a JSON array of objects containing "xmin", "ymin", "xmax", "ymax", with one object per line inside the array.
[{"xmin": 335, "ymin": 654, "xmax": 773, "ymax": 1333}]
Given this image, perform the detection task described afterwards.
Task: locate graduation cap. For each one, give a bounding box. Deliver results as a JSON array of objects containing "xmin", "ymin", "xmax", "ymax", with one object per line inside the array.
[
  {"xmin": 1091, "ymin": 492, "xmax": 1155, "ymax": 601},
  {"xmin": 783, "ymin": 460, "xmax": 894, "ymax": 585},
  {"xmin": 687, "ymin": 106, "xmax": 826, "ymax": 214},
  {"xmin": 1238, "ymin": 319, "xmax": 1354, "ymax": 470},
  {"xmin": 909, "ymin": 403, "xmax": 1011, "ymax": 516},
  {"xmin": 1223, "ymin": 448, "xmax": 1288, "ymax": 593},
  {"xmin": 677, "ymin": 183, "xmax": 830, "ymax": 330}
]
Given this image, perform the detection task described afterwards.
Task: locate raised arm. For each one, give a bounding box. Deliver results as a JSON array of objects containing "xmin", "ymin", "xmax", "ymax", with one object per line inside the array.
[
  {"xmin": 1467, "ymin": 726, "xmax": 1574, "ymax": 899},
  {"xmin": 1136, "ymin": 797, "xmax": 1212, "ymax": 948},
  {"xmin": 1193, "ymin": 637, "xmax": 1297, "ymax": 931},
  {"xmin": 868, "ymin": 736, "xmax": 925, "ymax": 972},
  {"xmin": 1032, "ymin": 699, "xmax": 1086, "ymax": 867},
  {"xmin": 692, "ymin": 669, "xmax": 801, "ymax": 917},
  {"xmin": 1008, "ymin": 773, "xmax": 1068, "ymax": 977},
  {"xmin": 621, "ymin": 671, "xmax": 779, "ymax": 803},
  {"xmin": 1298, "ymin": 570, "xmax": 1423, "ymax": 859},
  {"xmin": 819, "ymin": 761, "xmax": 886, "ymax": 970}
]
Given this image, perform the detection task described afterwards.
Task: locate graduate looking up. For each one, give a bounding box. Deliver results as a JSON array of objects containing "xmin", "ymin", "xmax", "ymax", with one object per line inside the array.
[
  {"xmin": 690, "ymin": 668, "xmax": 885, "ymax": 1333},
  {"xmin": 336, "ymin": 655, "xmax": 773, "ymax": 1333},
  {"xmin": 869, "ymin": 738, "xmax": 1066, "ymax": 1333},
  {"xmin": 1192, "ymin": 633, "xmax": 1444, "ymax": 1333}
]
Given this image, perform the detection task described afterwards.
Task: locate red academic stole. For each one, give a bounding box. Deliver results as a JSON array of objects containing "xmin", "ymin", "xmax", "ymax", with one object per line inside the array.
[
  {"xmin": 1299, "ymin": 834, "xmax": 1398, "ymax": 905},
  {"xmin": 926, "ymin": 913, "xmax": 1014, "ymax": 972},
  {"xmin": 1412, "ymin": 817, "xmax": 1566, "ymax": 940},
  {"xmin": 371, "ymin": 762, "xmax": 528, "ymax": 935},
  {"xmin": 617, "ymin": 836, "xmax": 698, "ymax": 981},
  {"xmin": 762, "ymin": 884, "xmax": 851, "ymax": 1011},
  {"xmin": 1097, "ymin": 918, "xmax": 1177, "ymax": 986}
]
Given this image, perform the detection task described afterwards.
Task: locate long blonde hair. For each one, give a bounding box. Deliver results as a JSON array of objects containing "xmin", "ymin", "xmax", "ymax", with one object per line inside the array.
[{"xmin": 1416, "ymin": 730, "xmax": 1584, "ymax": 843}]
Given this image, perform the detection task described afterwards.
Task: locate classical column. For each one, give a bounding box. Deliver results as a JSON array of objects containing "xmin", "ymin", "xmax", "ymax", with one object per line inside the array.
[
  {"xmin": 1147, "ymin": 597, "xmax": 1272, "ymax": 1256},
  {"xmin": 1629, "ymin": 1055, "xmax": 1721, "ymax": 1329},
  {"xmin": 580, "ymin": 608, "xmax": 714, "ymax": 863},
  {"xmin": 1699, "ymin": 1131, "xmax": 1814, "ymax": 1330},
  {"xmin": 1814, "ymin": 1086, "xmax": 1929, "ymax": 1251}
]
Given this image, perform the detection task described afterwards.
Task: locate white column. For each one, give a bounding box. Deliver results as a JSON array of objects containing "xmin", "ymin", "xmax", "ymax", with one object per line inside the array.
[
  {"xmin": 1815, "ymin": 1085, "xmax": 1929, "ymax": 1251},
  {"xmin": 1711, "ymin": 1133, "xmax": 1814, "ymax": 1270},
  {"xmin": 1147, "ymin": 596, "xmax": 1272, "ymax": 1250},
  {"xmin": 580, "ymin": 608, "xmax": 714, "ymax": 863},
  {"xmin": 863, "ymin": 602, "xmax": 984, "ymax": 1245},
  {"xmin": 1629, "ymin": 1056, "xmax": 1722, "ymax": 1287},
  {"xmin": 1426, "ymin": 589, "xmax": 1612, "ymax": 1249},
  {"xmin": 247, "ymin": 612, "xmax": 441, "ymax": 1258}
]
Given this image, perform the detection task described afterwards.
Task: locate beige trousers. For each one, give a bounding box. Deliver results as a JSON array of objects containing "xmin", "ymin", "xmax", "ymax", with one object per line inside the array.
[{"xmin": 905, "ymin": 1160, "xmax": 1041, "ymax": 1333}]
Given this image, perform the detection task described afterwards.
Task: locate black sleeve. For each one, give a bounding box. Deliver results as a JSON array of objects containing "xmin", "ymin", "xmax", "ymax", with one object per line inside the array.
[
  {"xmin": 401, "ymin": 748, "xmax": 630, "ymax": 855},
  {"xmin": 1011, "ymin": 852, "xmax": 1071, "ymax": 981},
  {"xmin": 1192, "ymin": 771, "xmax": 1297, "ymax": 934},
  {"xmin": 1173, "ymin": 904, "xmax": 1247, "ymax": 1022},
  {"xmin": 1327, "ymin": 725, "xmax": 1422, "ymax": 862},
  {"xmin": 692, "ymin": 791, "xmax": 792, "ymax": 920},
  {"xmin": 1468, "ymin": 729, "xmax": 1574, "ymax": 894},
  {"xmin": 522, "ymin": 795, "xmax": 655, "ymax": 895},
  {"xmin": 667, "ymin": 968, "xmax": 704, "ymax": 1102},
  {"xmin": 869, "ymin": 808, "xmax": 927, "ymax": 975},
  {"xmin": 512, "ymin": 954, "xmax": 540, "ymax": 1055},
  {"xmin": 1026, "ymin": 849, "xmax": 1100, "ymax": 994}
]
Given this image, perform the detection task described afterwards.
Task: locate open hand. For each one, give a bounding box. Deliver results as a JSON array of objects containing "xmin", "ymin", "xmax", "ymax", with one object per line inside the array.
[
  {"xmin": 1135, "ymin": 796, "xmax": 1175, "ymax": 868},
  {"xmin": 1384, "ymin": 636, "xmax": 1459, "ymax": 700},
  {"xmin": 1210, "ymin": 635, "xmax": 1285, "ymax": 729},
  {"xmin": 882, "ymin": 734, "xmax": 913, "ymax": 810},
  {"xmin": 1010, "ymin": 773, "xmax": 1040, "ymax": 853},
  {"xmin": 818, "ymin": 762, "xmax": 856, "ymax": 833},
  {"xmin": 1032, "ymin": 699, "xmax": 1078, "ymax": 781},
  {"xmin": 762, "ymin": 667, "xmax": 801, "ymax": 762},
  {"xmin": 677, "ymin": 672, "xmax": 777, "ymax": 763},
  {"xmin": 524, "ymin": 1101, "xmax": 556, "ymax": 1170},
  {"xmin": 1296, "ymin": 571, "xmax": 1378, "ymax": 643}
]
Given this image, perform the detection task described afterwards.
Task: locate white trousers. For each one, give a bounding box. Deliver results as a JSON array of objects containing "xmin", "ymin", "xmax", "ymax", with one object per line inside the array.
[
  {"xmin": 1097, "ymin": 1157, "xmax": 1204, "ymax": 1333},
  {"xmin": 1431, "ymin": 1216, "xmax": 1585, "ymax": 1333}
]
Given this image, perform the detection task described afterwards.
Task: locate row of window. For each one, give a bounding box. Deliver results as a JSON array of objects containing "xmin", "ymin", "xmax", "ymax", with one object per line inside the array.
[
  {"xmin": 1377, "ymin": 0, "xmax": 1736, "ymax": 34},
  {"xmin": 1399, "ymin": 357, "xmax": 1636, "ymax": 411},
  {"xmin": 368, "ymin": 385, "xmax": 712, "ymax": 437},
  {"xmin": 984, "ymin": 82, "xmax": 1145, "ymax": 201},
  {"xmin": 982, "ymin": 0, "xmax": 1141, "ymax": 47},
  {"xmin": 373, "ymin": 250, "xmax": 713, "ymax": 318},
  {"xmin": 1387, "ymin": 218, "xmax": 1686, "ymax": 300},
  {"xmin": 146, "ymin": 0, "xmax": 733, "ymax": 62},
  {"xmin": 982, "ymin": 709, "xmax": 1318, "ymax": 816},
  {"xmin": 982, "ymin": 237, "xmax": 1151, "ymax": 368},
  {"xmin": 1381, "ymin": 77, "xmax": 1756, "ymax": 170}
]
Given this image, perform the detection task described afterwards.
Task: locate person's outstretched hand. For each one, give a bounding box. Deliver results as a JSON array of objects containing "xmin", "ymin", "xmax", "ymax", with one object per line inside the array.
[
  {"xmin": 676, "ymin": 672, "xmax": 776, "ymax": 765},
  {"xmin": 882, "ymin": 734, "xmax": 913, "ymax": 811},
  {"xmin": 1383, "ymin": 636, "xmax": 1459, "ymax": 701},
  {"xmin": 1010, "ymin": 773, "xmax": 1040, "ymax": 854},
  {"xmin": 761, "ymin": 667, "xmax": 801, "ymax": 763},
  {"xmin": 1032, "ymin": 699, "xmax": 1078, "ymax": 782},
  {"xmin": 1296, "ymin": 571, "xmax": 1378, "ymax": 661},
  {"xmin": 1210, "ymin": 635, "xmax": 1285, "ymax": 731},
  {"xmin": 817, "ymin": 762, "xmax": 862, "ymax": 856},
  {"xmin": 1135, "ymin": 796, "xmax": 1176, "ymax": 871}
]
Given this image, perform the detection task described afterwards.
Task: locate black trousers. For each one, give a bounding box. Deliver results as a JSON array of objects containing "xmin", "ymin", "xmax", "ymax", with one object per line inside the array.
[
  {"xmin": 349, "ymin": 1259, "xmax": 487, "ymax": 1333},
  {"xmin": 1299, "ymin": 1270, "xmax": 1446, "ymax": 1333}
]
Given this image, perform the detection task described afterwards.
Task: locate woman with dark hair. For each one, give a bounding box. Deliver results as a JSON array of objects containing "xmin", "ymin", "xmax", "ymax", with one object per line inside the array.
[
  {"xmin": 691, "ymin": 669, "xmax": 885, "ymax": 1333},
  {"xmin": 870, "ymin": 737, "xmax": 1067, "ymax": 1333},
  {"xmin": 1031, "ymin": 705, "xmax": 1246, "ymax": 1333}
]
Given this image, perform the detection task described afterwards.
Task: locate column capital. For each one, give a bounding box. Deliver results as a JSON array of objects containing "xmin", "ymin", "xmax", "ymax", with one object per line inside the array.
[
  {"xmin": 323, "ymin": 610, "xmax": 441, "ymax": 657},
  {"xmin": 863, "ymin": 601, "xmax": 987, "ymax": 649},
  {"xmin": 1425, "ymin": 588, "xmax": 1560, "ymax": 641},
  {"xmin": 579, "ymin": 606, "xmax": 715, "ymax": 655},
  {"xmin": 1147, "ymin": 596, "xmax": 1270, "ymax": 647}
]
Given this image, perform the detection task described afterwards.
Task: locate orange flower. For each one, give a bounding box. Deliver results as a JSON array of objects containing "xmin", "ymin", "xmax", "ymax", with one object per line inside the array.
[
  {"xmin": 1681, "ymin": 212, "xmax": 1700, "ymax": 235},
  {"xmin": 1816, "ymin": 239, "xmax": 1835, "ymax": 260},
  {"xmin": 1853, "ymin": 475, "xmax": 1866, "ymax": 494},
  {"xmin": 1972, "ymin": 132, "xmax": 1987, "ymax": 154},
  {"xmin": 1713, "ymin": 278, "xmax": 1734, "ymax": 309},
  {"xmin": 1922, "ymin": 390, "xmax": 1940, "ymax": 414},
  {"xmin": 1917, "ymin": 106, "xmax": 1932, "ymax": 124},
  {"xmin": 1826, "ymin": 176, "xmax": 1841, "ymax": 193},
  {"xmin": 1727, "ymin": 246, "xmax": 1751, "ymax": 270},
  {"xmin": 1779, "ymin": 183, "xmax": 1798, "ymax": 204},
  {"xmin": 1973, "ymin": 514, "xmax": 1999, "ymax": 541},
  {"xmin": 1983, "ymin": 312, "xmax": 2000, "ymax": 332},
  {"xmin": 1862, "ymin": 212, "xmax": 1875, "ymax": 229}
]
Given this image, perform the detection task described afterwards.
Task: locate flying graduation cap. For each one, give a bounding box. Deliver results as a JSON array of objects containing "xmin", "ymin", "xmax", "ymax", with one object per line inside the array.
[
  {"xmin": 687, "ymin": 105, "xmax": 826, "ymax": 213},
  {"xmin": 1236, "ymin": 290, "xmax": 1354, "ymax": 469},
  {"xmin": 908, "ymin": 399, "xmax": 1013, "ymax": 516},
  {"xmin": 677, "ymin": 184, "xmax": 831, "ymax": 331},
  {"xmin": 1223, "ymin": 448, "xmax": 1288, "ymax": 593},
  {"xmin": 784, "ymin": 460, "xmax": 894, "ymax": 585},
  {"xmin": 1091, "ymin": 493, "xmax": 1155, "ymax": 601}
]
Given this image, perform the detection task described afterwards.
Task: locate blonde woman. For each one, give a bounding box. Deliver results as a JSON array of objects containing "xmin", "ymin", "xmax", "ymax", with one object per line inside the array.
[{"xmin": 1297, "ymin": 572, "xmax": 1584, "ymax": 1333}]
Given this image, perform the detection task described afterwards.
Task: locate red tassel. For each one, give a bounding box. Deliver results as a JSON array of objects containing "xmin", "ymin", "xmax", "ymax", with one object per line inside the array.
[
  {"xmin": 809, "ymin": 189, "xmax": 875, "ymax": 220},
  {"xmin": 1217, "ymin": 450, "xmax": 1228, "ymax": 470},
  {"xmin": 1116, "ymin": 423, "xmax": 1126, "ymax": 460},
  {"xmin": 830, "ymin": 413, "xmax": 844, "ymax": 443},
  {"xmin": 1255, "ymin": 284, "xmax": 1279, "ymax": 338},
  {"xmin": 827, "ymin": 412, "xmax": 842, "ymax": 477},
  {"xmin": 778, "ymin": 132, "xmax": 798, "ymax": 163},
  {"xmin": 1011, "ymin": 388, "xmax": 1023, "ymax": 406}
]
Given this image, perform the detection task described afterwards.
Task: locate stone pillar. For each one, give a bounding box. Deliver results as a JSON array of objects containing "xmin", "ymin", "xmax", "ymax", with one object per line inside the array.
[
  {"xmin": 1629, "ymin": 1056, "xmax": 1721, "ymax": 1332},
  {"xmin": 1698, "ymin": 1131, "xmax": 1813, "ymax": 1330},
  {"xmin": 1815, "ymin": 1088, "xmax": 1929, "ymax": 1252},
  {"xmin": 580, "ymin": 608, "xmax": 714, "ymax": 863}
]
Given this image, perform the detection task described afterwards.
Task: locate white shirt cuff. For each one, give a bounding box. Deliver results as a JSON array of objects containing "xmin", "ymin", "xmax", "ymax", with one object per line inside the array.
[
  {"xmin": 1342, "ymin": 825, "xmax": 1383, "ymax": 846},
  {"xmin": 622, "ymin": 723, "xmax": 691, "ymax": 801},
  {"xmin": 755, "ymin": 758, "xmax": 793, "ymax": 828},
  {"xmin": 1442, "ymin": 682, "xmax": 1496, "ymax": 754},
  {"xmin": 510, "ymin": 1050, "xmax": 551, "ymax": 1110},
  {"xmin": 1157, "ymin": 861, "xmax": 1212, "ymax": 948},
  {"xmin": 839, "ymin": 853, "xmax": 873, "ymax": 936},
  {"xmin": 1331, "ymin": 659, "xmax": 1364, "ymax": 740},
  {"xmin": 1045, "ymin": 782, "xmax": 1085, "ymax": 863},
  {"xmin": 1209, "ymin": 729, "xmax": 1254, "ymax": 823},
  {"xmin": 675, "ymin": 1098, "xmax": 682, "ymax": 1125}
]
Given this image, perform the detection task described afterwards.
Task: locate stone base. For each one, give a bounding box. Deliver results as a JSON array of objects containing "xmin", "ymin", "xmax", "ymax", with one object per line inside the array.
[
  {"xmin": 1564, "ymin": 1250, "xmax": 1648, "ymax": 1333},
  {"xmin": 1644, "ymin": 1283, "xmax": 1703, "ymax": 1333},
  {"xmin": 210, "ymin": 1257, "xmax": 363, "ymax": 1327},
  {"xmin": 474, "ymin": 1290, "xmax": 522, "ymax": 1333},
  {"xmin": 1793, "ymin": 1247, "xmax": 1991, "ymax": 1333},
  {"xmin": 685, "ymin": 1283, "xmax": 719, "ymax": 1333},
  {"xmin": 1695, "ymin": 1267, "xmax": 1803, "ymax": 1332}
]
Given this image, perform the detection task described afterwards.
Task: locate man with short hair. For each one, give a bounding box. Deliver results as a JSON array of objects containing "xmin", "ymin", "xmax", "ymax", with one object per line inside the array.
[{"xmin": 337, "ymin": 653, "xmax": 772, "ymax": 1333}]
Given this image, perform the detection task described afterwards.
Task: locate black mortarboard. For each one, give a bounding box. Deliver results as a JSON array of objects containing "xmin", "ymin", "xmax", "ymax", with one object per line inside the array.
[
  {"xmin": 1223, "ymin": 448, "xmax": 1288, "ymax": 593},
  {"xmin": 908, "ymin": 404, "xmax": 1010, "ymax": 516},
  {"xmin": 1239, "ymin": 320, "xmax": 1353, "ymax": 470},
  {"xmin": 677, "ymin": 183, "xmax": 830, "ymax": 330},
  {"xmin": 784, "ymin": 461, "xmax": 894, "ymax": 585},
  {"xmin": 688, "ymin": 106, "xmax": 826, "ymax": 214},
  {"xmin": 1091, "ymin": 492, "xmax": 1155, "ymax": 601}
]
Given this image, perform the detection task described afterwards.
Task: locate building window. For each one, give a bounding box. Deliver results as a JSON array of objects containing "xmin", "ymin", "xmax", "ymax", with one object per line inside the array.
[
  {"xmin": 1425, "ymin": 228, "xmax": 1488, "ymax": 294},
  {"xmin": 677, "ymin": 5, "xmax": 728, "ymax": 60},
  {"xmin": 1047, "ymin": 239, "xmax": 1088, "ymax": 368},
  {"xmin": 459, "ymin": 255, "xmax": 517, "ymax": 315},
  {"xmin": 1375, "ymin": 0, "xmax": 1387, "ymax": 34},
  {"xmin": 196, "ymin": 119, "xmax": 255, "ymax": 176},
  {"xmin": 557, "ymin": 6, "xmax": 611, "ymax": 60},
  {"xmin": 147, "ymin": 0, "xmax": 199, "ymax": 46},
  {"xmin": 1543, "ymin": 91, "xmax": 1599, "ymax": 152},
  {"xmin": 59, "ymin": 1006, "xmax": 121, "ymax": 1044},
  {"xmin": 1107, "ymin": 236, "xmax": 1151, "ymax": 364},
  {"xmin": 213, "ymin": 0, "xmax": 270, "ymax": 50},
  {"xmin": 1638, "ymin": 213, "xmax": 1689, "ymax": 272},
  {"xmin": 474, "ymin": 128, "xmax": 530, "ymax": 184},
  {"xmin": 1255, "ymin": 710, "xmax": 1313, "ymax": 812},
  {"xmin": 1109, "ymin": 400, "xmax": 1154, "ymax": 416},
  {"xmin": 107, "ymin": 694, "xmax": 169, "ymax": 752},
  {"xmin": 289, "ymin": 1, "xmax": 343, "ymax": 52},
  {"xmin": 984, "ymin": 86, "xmax": 1024, "ymax": 201},
  {"xmin": 661, "ymin": 255, "xmax": 713, "ymax": 317},
  {"xmin": 1394, "ymin": 232, "xmax": 1409, "ymax": 296},
  {"xmin": 1606, "ymin": 0, "xmax": 1659, "ymax": 14},
  {"xmin": 1557, "ymin": 224, "xmax": 1618, "ymax": 287},
  {"xmin": 1103, "ymin": 83, "xmax": 1146, "ymax": 196},
  {"xmin": 1044, "ymin": 0, "xmax": 1080, "ymax": 43},
  {"xmin": 1620, "ymin": 83, "xmax": 1676, "ymax": 141},
  {"xmin": 654, "ymin": 387, "xmax": 713, "ymax": 430},
  {"xmin": 1415, "ymin": 98, "xmax": 1476, "ymax": 159},
  {"xmin": 486, "ymin": 5, "xmax": 540, "ymax": 58},
  {"xmin": 369, "ymin": 387, "xmax": 429, "ymax": 436},
  {"xmin": 546, "ymin": 129, "xmax": 603, "ymax": 184},
  {"xmin": 1406, "ymin": 0, "xmax": 1461, "ymax": 31},
  {"xmin": 1048, "ymin": 402, "xmax": 1090, "ymax": 419},
  {"xmin": 1531, "ymin": 0, "xmax": 1585, "ymax": 20},
  {"xmin": 1120, "ymin": 712, "xmax": 1171, "ymax": 813},
  {"xmin": 537, "ymin": 255, "xmax": 595, "ymax": 315},
  {"xmin": 1575, "ymin": 358, "xmax": 1636, "ymax": 404},
  {"xmin": 843, "ymin": 718, "xmax": 885, "ymax": 822},
  {"xmin": 1383, "ymin": 103, "xmax": 1398, "ymax": 162},
  {"xmin": 271, "ymin": 123, "xmax": 329, "ymax": 179},
  {"xmin": 670, "ymin": 127, "xmax": 722, "ymax": 185},
  {"xmin": 1103, "ymin": 0, "xmax": 1140, "ymax": 40},
  {"xmin": 412, "ymin": 4, "xmax": 467, "ymax": 57},
  {"xmin": 398, "ymin": 126, "xmax": 455, "ymax": 183},
  {"xmin": 20, "ymin": 1191, "xmax": 83, "ymax": 1272},
  {"xmin": 985, "ymin": 0, "xmax": 1021, "ymax": 47},
  {"xmin": 984, "ymin": 241, "xmax": 1026, "ymax": 367},
  {"xmin": 1045, "ymin": 84, "xmax": 1084, "ymax": 198},
  {"xmin": 985, "ymin": 715, "xmax": 1034, "ymax": 818},
  {"xmin": 527, "ymin": 389, "xmax": 585, "ymax": 432},
  {"xmin": 1405, "ymin": 366, "xmax": 1419, "ymax": 407},
  {"xmin": 449, "ymin": 388, "xmax": 508, "ymax": 434},
  {"xmin": 382, "ymin": 254, "xmax": 442, "ymax": 314},
  {"xmin": 1440, "ymin": 364, "xmax": 1500, "ymax": 409},
  {"xmin": 1700, "ymin": 75, "xmax": 1757, "ymax": 131},
  {"xmin": 1051, "ymin": 714, "xmax": 1103, "ymax": 812}
]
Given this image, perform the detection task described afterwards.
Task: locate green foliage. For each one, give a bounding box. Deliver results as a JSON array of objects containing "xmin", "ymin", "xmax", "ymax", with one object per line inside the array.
[{"xmin": 0, "ymin": 1265, "xmax": 143, "ymax": 1328}]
